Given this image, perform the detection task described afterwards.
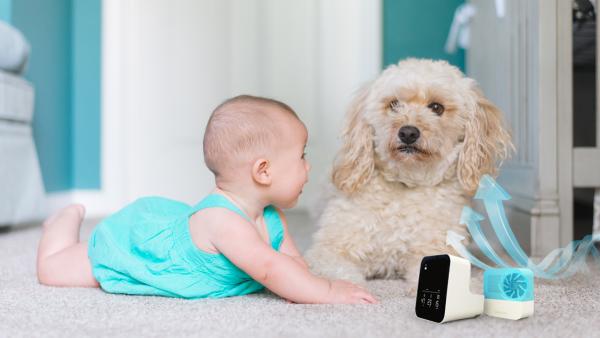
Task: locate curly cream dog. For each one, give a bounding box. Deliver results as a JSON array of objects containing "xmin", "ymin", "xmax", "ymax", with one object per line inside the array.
[{"xmin": 305, "ymin": 59, "xmax": 513, "ymax": 293}]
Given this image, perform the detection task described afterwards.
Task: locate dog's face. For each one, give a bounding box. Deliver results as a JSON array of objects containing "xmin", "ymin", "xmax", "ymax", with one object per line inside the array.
[
  {"xmin": 368, "ymin": 63, "xmax": 469, "ymax": 186},
  {"xmin": 332, "ymin": 59, "xmax": 513, "ymax": 195}
]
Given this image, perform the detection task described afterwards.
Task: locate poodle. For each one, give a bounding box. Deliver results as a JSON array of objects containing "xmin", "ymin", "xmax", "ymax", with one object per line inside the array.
[{"xmin": 305, "ymin": 58, "xmax": 513, "ymax": 295}]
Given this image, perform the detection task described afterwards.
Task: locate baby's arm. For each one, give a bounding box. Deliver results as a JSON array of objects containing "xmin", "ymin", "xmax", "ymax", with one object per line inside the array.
[
  {"xmin": 206, "ymin": 212, "xmax": 376, "ymax": 304},
  {"xmin": 274, "ymin": 208, "xmax": 308, "ymax": 270}
]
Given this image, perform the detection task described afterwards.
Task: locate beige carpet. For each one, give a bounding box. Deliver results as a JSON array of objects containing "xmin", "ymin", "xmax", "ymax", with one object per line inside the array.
[{"xmin": 2, "ymin": 212, "xmax": 600, "ymax": 338}]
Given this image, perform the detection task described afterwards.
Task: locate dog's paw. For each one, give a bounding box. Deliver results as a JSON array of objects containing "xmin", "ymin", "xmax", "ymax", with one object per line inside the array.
[
  {"xmin": 402, "ymin": 274, "xmax": 420, "ymax": 298},
  {"xmin": 305, "ymin": 248, "xmax": 366, "ymax": 284},
  {"xmin": 403, "ymin": 285, "xmax": 418, "ymax": 298},
  {"xmin": 333, "ymin": 270, "xmax": 367, "ymax": 287}
]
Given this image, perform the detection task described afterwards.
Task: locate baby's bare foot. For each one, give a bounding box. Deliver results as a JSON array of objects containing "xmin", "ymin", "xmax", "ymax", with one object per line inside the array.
[
  {"xmin": 43, "ymin": 204, "xmax": 86, "ymax": 228},
  {"xmin": 38, "ymin": 204, "xmax": 87, "ymax": 263}
]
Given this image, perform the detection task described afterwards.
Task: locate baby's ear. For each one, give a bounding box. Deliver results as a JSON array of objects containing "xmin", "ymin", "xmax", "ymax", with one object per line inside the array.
[{"xmin": 252, "ymin": 158, "xmax": 272, "ymax": 185}]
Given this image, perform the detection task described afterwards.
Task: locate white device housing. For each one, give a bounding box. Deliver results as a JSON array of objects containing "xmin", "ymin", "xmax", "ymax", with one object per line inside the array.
[
  {"xmin": 415, "ymin": 254, "xmax": 484, "ymax": 323},
  {"xmin": 484, "ymin": 299, "xmax": 534, "ymax": 320},
  {"xmin": 443, "ymin": 255, "xmax": 484, "ymax": 322}
]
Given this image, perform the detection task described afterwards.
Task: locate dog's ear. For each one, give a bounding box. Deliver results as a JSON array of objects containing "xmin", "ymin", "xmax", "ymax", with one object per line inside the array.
[
  {"xmin": 332, "ymin": 84, "xmax": 375, "ymax": 195},
  {"xmin": 457, "ymin": 88, "xmax": 514, "ymax": 194}
]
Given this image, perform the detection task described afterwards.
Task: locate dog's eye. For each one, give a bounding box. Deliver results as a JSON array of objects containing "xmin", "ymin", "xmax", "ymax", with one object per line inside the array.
[
  {"xmin": 389, "ymin": 99, "xmax": 400, "ymax": 111},
  {"xmin": 427, "ymin": 102, "xmax": 445, "ymax": 115}
]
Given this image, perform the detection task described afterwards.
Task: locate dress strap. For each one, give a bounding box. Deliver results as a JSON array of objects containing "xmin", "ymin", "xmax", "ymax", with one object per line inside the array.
[
  {"xmin": 188, "ymin": 194, "xmax": 252, "ymax": 223},
  {"xmin": 189, "ymin": 194, "xmax": 284, "ymax": 250},
  {"xmin": 263, "ymin": 206, "xmax": 284, "ymax": 250}
]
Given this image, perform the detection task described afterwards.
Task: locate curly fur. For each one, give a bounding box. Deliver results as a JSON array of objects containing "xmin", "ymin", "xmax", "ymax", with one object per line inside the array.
[{"xmin": 305, "ymin": 59, "xmax": 513, "ymax": 293}]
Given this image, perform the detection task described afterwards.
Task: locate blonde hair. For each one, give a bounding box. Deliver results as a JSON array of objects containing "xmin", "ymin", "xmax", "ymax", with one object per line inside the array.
[{"xmin": 203, "ymin": 95, "xmax": 300, "ymax": 177}]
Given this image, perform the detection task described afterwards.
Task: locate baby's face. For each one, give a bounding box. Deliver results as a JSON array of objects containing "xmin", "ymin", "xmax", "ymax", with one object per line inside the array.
[{"xmin": 270, "ymin": 119, "xmax": 310, "ymax": 209}]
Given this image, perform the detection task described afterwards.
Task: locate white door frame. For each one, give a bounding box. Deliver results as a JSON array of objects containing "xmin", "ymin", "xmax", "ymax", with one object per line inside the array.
[{"xmin": 557, "ymin": 0, "xmax": 574, "ymax": 246}]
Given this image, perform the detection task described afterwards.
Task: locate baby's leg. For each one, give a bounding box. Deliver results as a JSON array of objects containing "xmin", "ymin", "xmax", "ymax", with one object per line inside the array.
[{"xmin": 37, "ymin": 204, "xmax": 99, "ymax": 287}]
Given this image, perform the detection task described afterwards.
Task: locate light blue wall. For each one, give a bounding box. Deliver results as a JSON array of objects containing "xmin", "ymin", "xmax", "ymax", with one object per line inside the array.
[
  {"xmin": 9, "ymin": 0, "xmax": 101, "ymax": 192},
  {"xmin": 11, "ymin": 0, "xmax": 73, "ymax": 192},
  {"xmin": 0, "ymin": 0, "xmax": 11, "ymax": 22},
  {"xmin": 383, "ymin": 0, "xmax": 466, "ymax": 72},
  {"xmin": 71, "ymin": 0, "xmax": 101, "ymax": 189}
]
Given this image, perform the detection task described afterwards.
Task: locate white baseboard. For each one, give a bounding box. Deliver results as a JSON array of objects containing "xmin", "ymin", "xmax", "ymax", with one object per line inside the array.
[{"xmin": 46, "ymin": 190, "xmax": 119, "ymax": 219}]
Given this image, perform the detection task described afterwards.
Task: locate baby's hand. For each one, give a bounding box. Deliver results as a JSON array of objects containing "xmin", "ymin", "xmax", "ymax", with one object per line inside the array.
[{"xmin": 325, "ymin": 280, "xmax": 379, "ymax": 304}]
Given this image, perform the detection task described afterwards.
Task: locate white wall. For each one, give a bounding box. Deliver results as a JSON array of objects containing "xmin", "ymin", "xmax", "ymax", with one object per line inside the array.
[{"xmin": 97, "ymin": 0, "xmax": 381, "ymax": 216}]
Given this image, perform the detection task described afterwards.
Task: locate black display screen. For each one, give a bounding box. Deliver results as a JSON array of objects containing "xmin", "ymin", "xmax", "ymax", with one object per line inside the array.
[{"xmin": 415, "ymin": 254, "xmax": 450, "ymax": 323}]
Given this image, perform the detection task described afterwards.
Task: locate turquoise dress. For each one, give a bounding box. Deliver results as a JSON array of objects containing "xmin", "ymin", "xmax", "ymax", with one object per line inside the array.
[{"xmin": 88, "ymin": 194, "xmax": 284, "ymax": 299}]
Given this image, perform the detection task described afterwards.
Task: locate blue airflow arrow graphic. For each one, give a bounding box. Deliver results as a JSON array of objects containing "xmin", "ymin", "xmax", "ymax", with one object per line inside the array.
[
  {"xmin": 447, "ymin": 174, "xmax": 600, "ymax": 279},
  {"xmin": 459, "ymin": 206, "xmax": 512, "ymax": 268},
  {"xmin": 473, "ymin": 175, "xmax": 530, "ymax": 267},
  {"xmin": 446, "ymin": 230, "xmax": 493, "ymax": 270}
]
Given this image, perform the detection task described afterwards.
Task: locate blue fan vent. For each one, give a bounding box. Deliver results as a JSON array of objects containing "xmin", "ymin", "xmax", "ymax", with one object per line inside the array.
[
  {"xmin": 484, "ymin": 268, "xmax": 534, "ymax": 301},
  {"xmin": 502, "ymin": 272, "xmax": 528, "ymax": 299}
]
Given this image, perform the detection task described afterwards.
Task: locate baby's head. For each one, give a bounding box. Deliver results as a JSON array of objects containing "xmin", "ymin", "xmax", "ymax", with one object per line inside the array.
[{"xmin": 203, "ymin": 95, "xmax": 310, "ymax": 208}]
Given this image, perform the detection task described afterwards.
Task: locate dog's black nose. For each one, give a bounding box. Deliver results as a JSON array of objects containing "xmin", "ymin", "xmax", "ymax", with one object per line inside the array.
[{"xmin": 398, "ymin": 125, "xmax": 420, "ymax": 144}]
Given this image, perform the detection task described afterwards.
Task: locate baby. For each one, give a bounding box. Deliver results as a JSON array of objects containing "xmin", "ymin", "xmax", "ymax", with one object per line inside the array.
[{"xmin": 36, "ymin": 95, "xmax": 378, "ymax": 304}]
